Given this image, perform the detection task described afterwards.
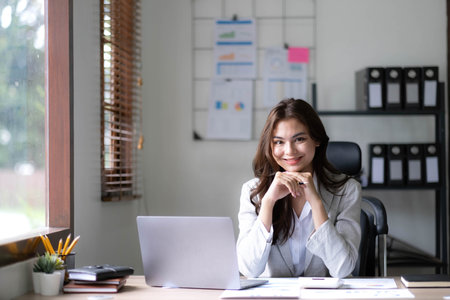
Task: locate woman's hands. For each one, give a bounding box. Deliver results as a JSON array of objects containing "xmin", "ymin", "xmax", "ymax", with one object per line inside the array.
[
  {"xmin": 258, "ymin": 171, "xmax": 328, "ymax": 232},
  {"xmin": 263, "ymin": 171, "xmax": 319, "ymax": 205}
]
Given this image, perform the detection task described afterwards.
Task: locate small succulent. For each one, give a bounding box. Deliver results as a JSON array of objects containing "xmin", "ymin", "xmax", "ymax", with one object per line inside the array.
[{"xmin": 33, "ymin": 252, "xmax": 64, "ymax": 274}]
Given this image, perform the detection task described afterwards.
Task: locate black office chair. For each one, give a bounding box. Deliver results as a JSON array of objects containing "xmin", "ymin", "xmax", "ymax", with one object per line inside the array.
[{"xmin": 326, "ymin": 141, "xmax": 389, "ymax": 277}]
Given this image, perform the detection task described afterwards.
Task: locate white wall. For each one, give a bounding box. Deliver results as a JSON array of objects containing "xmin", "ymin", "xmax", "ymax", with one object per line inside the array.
[
  {"xmin": 0, "ymin": 1, "xmax": 447, "ymax": 298},
  {"xmin": 141, "ymin": 0, "xmax": 447, "ymax": 260},
  {"xmin": 72, "ymin": 0, "xmax": 145, "ymax": 274}
]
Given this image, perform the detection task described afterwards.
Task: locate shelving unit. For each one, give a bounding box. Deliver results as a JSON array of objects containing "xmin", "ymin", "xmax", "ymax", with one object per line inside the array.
[{"xmin": 317, "ymin": 82, "xmax": 447, "ymax": 274}]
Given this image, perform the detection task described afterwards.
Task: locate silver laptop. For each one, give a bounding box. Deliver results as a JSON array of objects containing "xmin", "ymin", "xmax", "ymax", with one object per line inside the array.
[{"xmin": 136, "ymin": 216, "xmax": 267, "ymax": 290}]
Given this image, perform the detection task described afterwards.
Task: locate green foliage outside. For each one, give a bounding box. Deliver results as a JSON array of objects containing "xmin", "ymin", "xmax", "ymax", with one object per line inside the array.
[{"xmin": 0, "ymin": 0, "xmax": 46, "ymax": 235}]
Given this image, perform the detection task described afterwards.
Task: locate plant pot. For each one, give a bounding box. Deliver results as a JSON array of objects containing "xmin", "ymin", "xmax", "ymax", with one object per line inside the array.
[
  {"xmin": 32, "ymin": 272, "xmax": 42, "ymax": 294},
  {"xmin": 40, "ymin": 272, "xmax": 62, "ymax": 296}
]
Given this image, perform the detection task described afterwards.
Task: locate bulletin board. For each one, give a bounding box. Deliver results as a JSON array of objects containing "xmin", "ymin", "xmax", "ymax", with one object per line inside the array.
[{"xmin": 192, "ymin": 0, "xmax": 317, "ymax": 140}]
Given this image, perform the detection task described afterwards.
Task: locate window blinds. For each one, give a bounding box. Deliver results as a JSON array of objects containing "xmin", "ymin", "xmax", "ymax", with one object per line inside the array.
[{"xmin": 100, "ymin": 0, "xmax": 142, "ymax": 201}]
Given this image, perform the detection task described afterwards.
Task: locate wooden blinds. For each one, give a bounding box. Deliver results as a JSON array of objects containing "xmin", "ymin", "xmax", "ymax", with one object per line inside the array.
[{"xmin": 100, "ymin": 0, "xmax": 142, "ymax": 201}]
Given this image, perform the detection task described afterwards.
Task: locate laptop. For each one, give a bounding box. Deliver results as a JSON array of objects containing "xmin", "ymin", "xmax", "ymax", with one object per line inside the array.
[{"xmin": 136, "ymin": 216, "xmax": 267, "ymax": 290}]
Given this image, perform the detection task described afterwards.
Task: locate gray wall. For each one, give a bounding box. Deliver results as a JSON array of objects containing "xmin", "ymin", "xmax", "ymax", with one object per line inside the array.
[{"xmin": 0, "ymin": 0, "xmax": 447, "ymax": 298}]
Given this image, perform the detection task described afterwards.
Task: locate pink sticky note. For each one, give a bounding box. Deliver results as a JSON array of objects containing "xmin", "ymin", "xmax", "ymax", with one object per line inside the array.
[{"xmin": 288, "ymin": 47, "xmax": 309, "ymax": 63}]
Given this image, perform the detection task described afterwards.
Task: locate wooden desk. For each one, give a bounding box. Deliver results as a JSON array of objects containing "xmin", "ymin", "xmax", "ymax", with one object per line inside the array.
[{"xmin": 14, "ymin": 275, "xmax": 450, "ymax": 300}]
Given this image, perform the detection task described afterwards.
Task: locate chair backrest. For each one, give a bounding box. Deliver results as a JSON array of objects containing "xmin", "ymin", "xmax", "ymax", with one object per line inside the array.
[
  {"xmin": 326, "ymin": 141, "xmax": 388, "ymax": 277},
  {"xmin": 326, "ymin": 141, "xmax": 362, "ymax": 177}
]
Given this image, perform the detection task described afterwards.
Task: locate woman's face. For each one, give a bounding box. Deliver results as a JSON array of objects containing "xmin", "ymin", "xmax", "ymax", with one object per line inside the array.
[{"xmin": 271, "ymin": 118, "xmax": 319, "ymax": 173}]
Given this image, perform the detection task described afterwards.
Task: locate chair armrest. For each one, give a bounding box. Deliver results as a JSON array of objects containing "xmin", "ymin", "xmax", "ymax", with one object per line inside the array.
[{"xmin": 362, "ymin": 196, "xmax": 388, "ymax": 235}]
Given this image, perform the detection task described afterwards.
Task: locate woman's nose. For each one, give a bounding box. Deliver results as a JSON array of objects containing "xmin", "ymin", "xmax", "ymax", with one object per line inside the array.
[{"xmin": 284, "ymin": 142, "xmax": 296, "ymax": 154}]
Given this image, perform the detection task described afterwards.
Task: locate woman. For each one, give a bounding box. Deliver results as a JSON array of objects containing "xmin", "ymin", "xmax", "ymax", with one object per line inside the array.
[{"xmin": 236, "ymin": 99, "xmax": 361, "ymax": 278}]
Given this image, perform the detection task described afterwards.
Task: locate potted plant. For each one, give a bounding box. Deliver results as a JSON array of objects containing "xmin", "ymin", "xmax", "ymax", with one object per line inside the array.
[{"xmin": 32, "ymin": 252, "xmax": 65, "ymax": 296}]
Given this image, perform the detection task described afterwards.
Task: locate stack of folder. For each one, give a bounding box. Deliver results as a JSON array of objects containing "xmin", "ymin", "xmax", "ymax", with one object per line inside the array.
[
  {"xmin": 63, "ymin": 264, "xmax": 134, "ymax": 293},
  {"xmin": 356, "ymin": 66, "xmax": 440, "ymax": 111},
  {"xmin": 369, "ymin": 143, "xmax": 440, "ymax": 187}
]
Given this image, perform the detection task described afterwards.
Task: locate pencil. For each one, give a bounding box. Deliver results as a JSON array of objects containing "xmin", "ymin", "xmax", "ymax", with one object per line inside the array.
[
  {"xmin": 64, "ymin": 235, "xmax": 80, "ymax": 255},
  {"xmin": 61, "ymin": 234, "xmax": 71, "ymax": 256},
  {"xmin": 57, "ymin": 238, "xmax": 63, "ymax": 255}
]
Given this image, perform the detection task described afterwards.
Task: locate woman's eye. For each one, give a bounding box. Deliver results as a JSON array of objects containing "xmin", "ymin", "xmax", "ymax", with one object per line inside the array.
[
  {"xmin": 273, "ymin": 140, "xmax": 283, "ymax": 145},
  {"xmin": 295, "ymin": 137, "xmax": 305, "ymax": 142}
]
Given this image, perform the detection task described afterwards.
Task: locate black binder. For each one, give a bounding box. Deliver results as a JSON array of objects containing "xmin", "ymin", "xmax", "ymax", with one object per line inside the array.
[
  {"xmin": 385, "ymin": 67, "xmax": 403, "ymax": 110},
  {"xmin": 356, "ymin": 67, "xmax": 385, "ymax": 110},
  {"xmin": 422, "ymin": 66, "xmax": 439, "ymax": 109},
  {"xmin": 424, "ymin": 143, "xmax": 440, "ymax": 185},
  {"xmin": 403, "ymin": 67, "xmax": 422, "ymax": 110},
  {"xmin": 406, "ymin": 144, "xmax": 424, "ymax": 185},
  {"xmin": 369, "ymin": 144, "xmax": 387, "ymax": 185},
  {"xmin": 387, "ymin": 144, "xmax": 405, "ymax": 186}
]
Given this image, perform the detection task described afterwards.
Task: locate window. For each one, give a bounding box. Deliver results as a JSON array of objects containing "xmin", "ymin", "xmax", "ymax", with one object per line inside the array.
[
  {"xmin": 0, "ymin": 0, "xmax": 46, "ymax": 241},
  {"xmin": 100, "ymin": 0, "xmax": 143, "ymax": 202},
  {"xmin": 0, "ymin": 0, "xmax": 72, "ymax": 266}
]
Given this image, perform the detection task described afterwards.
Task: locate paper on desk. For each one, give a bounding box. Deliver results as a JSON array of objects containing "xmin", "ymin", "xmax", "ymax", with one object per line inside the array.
[
  {"xmin": 341, "ymin": 278, "xmax": 397, "ymax": 289},
  {"xmin": 220, "ymin": 278, "xmax": 299, "ymax": 298},
  {"xmin": 299, "ymin": 288, "xmax": 414, "ymax": 299}
]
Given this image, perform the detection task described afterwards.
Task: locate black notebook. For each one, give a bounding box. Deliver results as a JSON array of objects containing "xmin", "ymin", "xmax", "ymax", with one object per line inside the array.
[
  {"xmin": 68, "ymin": 264, "xmax": 134, "ymax": 281},
  {"xmin": 401, "ymin": 274, "xmax": 450, "ymax": 288}
]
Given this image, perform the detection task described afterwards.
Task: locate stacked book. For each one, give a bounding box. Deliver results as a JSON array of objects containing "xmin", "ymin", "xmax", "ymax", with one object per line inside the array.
[{"xmin": 63, "ymin": 264, "xmax": 134, "ymax": 293}]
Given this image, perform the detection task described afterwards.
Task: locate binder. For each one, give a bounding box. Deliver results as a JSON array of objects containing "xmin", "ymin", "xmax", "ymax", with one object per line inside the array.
[
  {"xmin": 406, "ymin": 144, "xmax": 424, "ymax": 185},
  {"xmin": 385, "ymin": 67, "xmax": 403, "ymax": 110},
  {"xmin": 424, "ymin": 143, "xmax": 440, "ymax": 185},
  {"xmin": 356, "ymin": 67, "xmax": 385, "ymax": 110},
  {"xmin": 422, "ymin": 66, "xmax": 439, "ymax": 109},
  {"xmin": 369, "ymin": 144, "xmax": 387, "ymax": 185},
  {"xmin": 387, "ymin": 144, "xmax": 405, "ymax": 186},
  {"xmin": 403, "ymin": 67, "xmax": 422, "ymax": 110}
]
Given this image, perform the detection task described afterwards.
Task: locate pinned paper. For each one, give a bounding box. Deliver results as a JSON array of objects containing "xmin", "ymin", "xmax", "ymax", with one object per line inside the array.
[{"xmin": 288, "ymin": 47, "xmax": 309, "ymax": 63}]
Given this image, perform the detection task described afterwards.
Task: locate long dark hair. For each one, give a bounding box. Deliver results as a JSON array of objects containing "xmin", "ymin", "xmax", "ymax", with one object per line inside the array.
[{"xmin": 251, "ymin": 99, "xmax": 348, "ymax": 244}]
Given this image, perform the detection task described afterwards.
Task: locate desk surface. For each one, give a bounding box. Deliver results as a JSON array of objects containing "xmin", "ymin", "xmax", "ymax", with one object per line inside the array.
[{"xmin": 15, "ymin": 275, "xmax": 450, "ymax": 300}]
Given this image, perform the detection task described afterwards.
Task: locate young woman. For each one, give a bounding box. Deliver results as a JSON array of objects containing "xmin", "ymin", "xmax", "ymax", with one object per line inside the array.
[{"xmin": 236, "ymin": 98, "xmax": 361, "ymax": 278}]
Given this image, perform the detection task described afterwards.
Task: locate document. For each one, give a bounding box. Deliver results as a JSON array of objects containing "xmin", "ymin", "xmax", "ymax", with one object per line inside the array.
[
  {"xmin": 213, "ymin": 19, "xmax": 256, "ymax": 79},
  {"xmin": 299, "ymin": 289, "xmax": 414, "ymax": 299},
  {"xmin": 221, "ymin": 278, "xmax": 299, "ymax": 298},
  {"xmin": 263, "ymin": 47, "xmax": 308, "ymax": 108},
  {"xmin": 206, "ymin": 79, "xmax": 253, "ymax": 140},
  {"xmin": 221, "ymin": 278, "xmax": 402, "ymax": 299}
]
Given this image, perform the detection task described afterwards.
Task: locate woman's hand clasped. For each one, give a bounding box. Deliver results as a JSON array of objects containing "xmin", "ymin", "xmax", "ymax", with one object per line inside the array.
[{"xmin": 263, "ymin": 171, "xmax": 318, "ymax": 204}]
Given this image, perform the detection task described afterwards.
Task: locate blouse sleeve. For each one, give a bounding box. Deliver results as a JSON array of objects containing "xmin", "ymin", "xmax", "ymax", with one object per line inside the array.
[
  {"xmin": 236, "ymin": 179, "xmax": 274, "ymax": 278},
  {"xmin": 306, "ymin": 178, "xmax": 362, "ymax": 278}
]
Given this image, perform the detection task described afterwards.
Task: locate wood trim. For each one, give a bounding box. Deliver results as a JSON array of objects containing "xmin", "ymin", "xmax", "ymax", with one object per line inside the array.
[
  {"xmin": 46, "ymin": 0, "xmax": 73, "ymax": 229},
  {"xmin": 0, "ymin": 0, "xmax": 73, "ymax": 267}
]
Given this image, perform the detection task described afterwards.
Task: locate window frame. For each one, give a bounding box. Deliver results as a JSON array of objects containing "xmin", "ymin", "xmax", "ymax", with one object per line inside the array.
[{"xmin": 0, "ymin": 0, "xmax": 73, "ymax": 267}]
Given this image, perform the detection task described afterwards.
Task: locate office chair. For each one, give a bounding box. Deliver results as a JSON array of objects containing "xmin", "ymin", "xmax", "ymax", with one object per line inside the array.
[{"xmin": 326, "ymin": 141, "xmax": 389, "ymax": 277}]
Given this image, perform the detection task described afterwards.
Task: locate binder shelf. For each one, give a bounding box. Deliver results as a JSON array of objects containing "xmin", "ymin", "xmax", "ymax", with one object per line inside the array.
[{"xmin": 317, "ymin": 81, "xmax": 447, "ymax": 274}]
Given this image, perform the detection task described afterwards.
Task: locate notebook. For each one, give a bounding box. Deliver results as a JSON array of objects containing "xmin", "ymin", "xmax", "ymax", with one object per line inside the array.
[{"xmin": 136, "ymin": 216, "xmax": 267, "ymax": 290}]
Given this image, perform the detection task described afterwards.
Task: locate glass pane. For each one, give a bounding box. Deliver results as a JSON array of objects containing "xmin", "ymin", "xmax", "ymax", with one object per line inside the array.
[{"xmin": 0, "ymin": 0, "xmax": 45, "ymax": 241}]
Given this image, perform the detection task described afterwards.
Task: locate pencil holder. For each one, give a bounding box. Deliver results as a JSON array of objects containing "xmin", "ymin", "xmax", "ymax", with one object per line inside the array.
[{"xmin": 59, "ymin": 252, "xmax": 75, "ymax": 269}]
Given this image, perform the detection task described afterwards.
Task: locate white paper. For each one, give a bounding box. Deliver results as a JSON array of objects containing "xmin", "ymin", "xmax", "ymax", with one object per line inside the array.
[
  {"xmin": 371, "ymin": 157, "xmax": 385, "ymax": 184},
  {"xmin": 368, "ymin": 83, "xmax": 382, "ymax": 108},
  {"xmin": 300, "ymin": 289, "xmax": 414, "ymax": 299},
  {"xmin": 206, "ymin": 79, "xmax": 253, "ymax": 140},
  {"xmin": 408, "ymin": 159, "xmax": 422, "ymax": 181},
  {"xmin": 389, "ymin": 160, "xmax": 403, "ymax": 180},
  {"xmin": 426, "ymin": 156, "xmax": 439, "ymax": 183},
  {"xmin": 423, "ymin": 80, "xmax": 437, "ymax": 107},
  {"xmin": 213, "ymin": 19, "xmax": 256, "ymax": 79},
  {"xmin": 341, "ymin": 278, "xmax": 397, "ymax": 289},
  {"xmin": 263, "ymin": 47, "xmax": 307, "ymax": 108},
  {"xmin": 221, "ymin": 278, "xmax": 299, "ymax": 299},
  {"xmin": 387, "ymin": 83, "xmax": 401, "ymax": 104},
  {"xmin": 406, "ymin": 83, "xmax": 419, "ymax": 104}
]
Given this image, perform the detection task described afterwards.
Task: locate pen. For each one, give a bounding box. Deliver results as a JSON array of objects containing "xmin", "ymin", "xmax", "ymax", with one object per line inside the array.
[
  {"xmin": 64, "ymin": 235, "xmax": 80, "ymax": 255},
  {"xmin": 57, "ymin": 238, "xmax": 63, "ymax": 255},
  {"xmin": 62, "ymin": 233, "xmax": 71, "ymax": 256}
]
